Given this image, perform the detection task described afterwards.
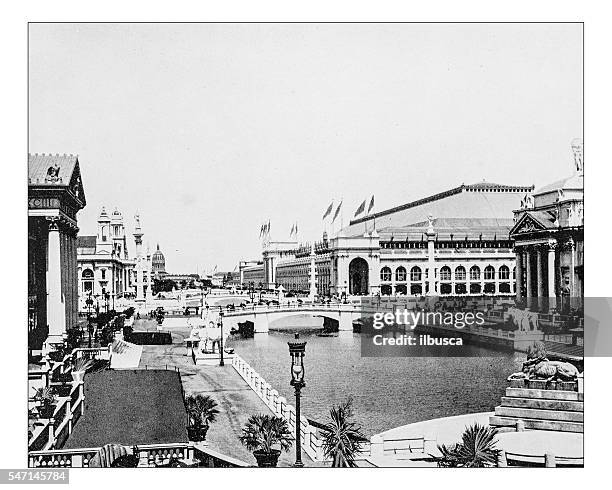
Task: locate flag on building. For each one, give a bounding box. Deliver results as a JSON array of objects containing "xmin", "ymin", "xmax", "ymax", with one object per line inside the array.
[
  {"xmin": 354, "ymin": 199, "xmax": 366, "ymax": 218},
  {"xmin": 322, "ymin": 201, "xmax": 334, "ymax": 220},
  {"xmin": 332, "ymin": 201, "xmax": 342, "ymax": 222},
  {"xmin": 367, "ymin": 195, "xmax": 375, "ymax": 215}
]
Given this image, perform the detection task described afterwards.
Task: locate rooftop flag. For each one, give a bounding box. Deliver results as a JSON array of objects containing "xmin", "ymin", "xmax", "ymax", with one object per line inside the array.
[
  {"xmin": 367, "ymin": 195, "xmax": 375, "ymax": 215},
  {"xmin": 332, "ymin": 201, "xmax": 342, "ymax": 222},
  {"xmin": 354, "ymin": 199, "xmax": 366, "ymax": 218},
  {"xmin": 322, "ymin": 201, "xmax": 334, "ymax": 220}
]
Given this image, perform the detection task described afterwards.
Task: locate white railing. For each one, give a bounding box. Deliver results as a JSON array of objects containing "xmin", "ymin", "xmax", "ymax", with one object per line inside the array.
[
  {"xmin": 28, "ymin": 381, "xmax": 85, "ymax": 452},
  {"xmin": 29, "ymin": 442, "xmax": 249, "ymax": 468}
]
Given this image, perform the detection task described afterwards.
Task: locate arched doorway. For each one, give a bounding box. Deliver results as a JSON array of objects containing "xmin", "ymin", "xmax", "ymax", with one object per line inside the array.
[{"xmin": 348, "ymin": 257, "xmax": 369, "ymax": 295}]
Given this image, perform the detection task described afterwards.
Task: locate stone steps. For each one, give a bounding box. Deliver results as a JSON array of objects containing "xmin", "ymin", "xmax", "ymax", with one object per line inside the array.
[
  {"xmin": 494, "ymin": 406, "xmax": 583, "ymax": 423},
  {"xmin": 500, "ymin": 396, "xmax": 583, "ymax": 412},
  {"xmin": 490, "ymin": 386, "xmax": 584, "ymax": 433},
  {"xmin": 489, "ymin": 415, "xmax": 583, "ymax": 433},
  {"xmin": 505, "ymin": 387, "xmax": 583, "ymax": 402}
]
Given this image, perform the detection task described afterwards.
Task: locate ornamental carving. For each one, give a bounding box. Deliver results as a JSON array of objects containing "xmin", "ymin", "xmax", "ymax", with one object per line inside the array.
[
  {"xmin": 515, "ymin": 215, "xmax": 541, "ymax": 234},
  {"xmin": 45, "ymin": 163, "xmax": 61, "ymax": 183},
  {"xmin": 547, "ymin": 239, "xmax": 558, "ymax": 250},
  {"xmin": 520, "ymin": 192, "xmax": 534, "ymax": 210}
]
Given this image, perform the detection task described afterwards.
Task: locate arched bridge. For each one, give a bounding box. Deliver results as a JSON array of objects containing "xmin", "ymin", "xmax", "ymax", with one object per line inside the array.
[{"xmin": 222, "ymin": 303, "xmax": 368, "ymax": 333}]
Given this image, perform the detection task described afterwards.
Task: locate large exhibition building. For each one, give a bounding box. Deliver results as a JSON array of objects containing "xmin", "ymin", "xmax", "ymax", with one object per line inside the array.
[{"xmin": 242, "ymin": 181, "xmax": 534, "ymax": 298}]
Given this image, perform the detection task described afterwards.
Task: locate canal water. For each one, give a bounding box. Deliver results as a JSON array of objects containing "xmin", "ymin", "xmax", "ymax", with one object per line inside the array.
[{"xmin": 230, "ymin": 329, "xmax": 523, "ymax": 436}]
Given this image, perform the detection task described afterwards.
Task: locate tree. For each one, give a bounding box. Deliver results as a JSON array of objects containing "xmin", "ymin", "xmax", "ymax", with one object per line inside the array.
[
  {"xmin": 153, "ymin": 278, "xmax": 177, "ymax": 294},
  {"xmin": 320, "ymin": 398, "xmax": 369, "ymax": 467},
  {"xmin": 434, "ymin": 423, "xmax": 500, "ymax": 467}
]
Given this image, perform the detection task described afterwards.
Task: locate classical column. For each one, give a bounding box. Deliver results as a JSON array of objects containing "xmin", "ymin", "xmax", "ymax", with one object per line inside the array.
[
  {"xmin": 426, "ymin": 216, "xmax": 436, "ymax": 296},
  {"xmin": 46, "ymin": 217, "xmax": 65, "ymax": 346},
  {"xmin": 514, "ymin": 247, "xmax": 523, "ymax": 301},
  {"xmin": 568, "ymin": 238, "xmax": 576, "ymax": 301},
  {"xmin": 309, "ymin": 247, "xmax": 317, "ymax": 300},
  {"xmin": 536, "ymin": 245, "xmax": 544, "ymax": 302},
  {"xmin": 547, "ymin": 239, "xmax": 557, "ymax": 298},
  {"xmin": 525, "ymin": 247, "xmax": 533, "ymax": 302}
]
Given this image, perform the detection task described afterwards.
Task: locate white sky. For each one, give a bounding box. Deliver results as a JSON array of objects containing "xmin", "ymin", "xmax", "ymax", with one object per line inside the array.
[{"xmin": 29, "ymin": 23, "xmax": 583, "ymax": 273}]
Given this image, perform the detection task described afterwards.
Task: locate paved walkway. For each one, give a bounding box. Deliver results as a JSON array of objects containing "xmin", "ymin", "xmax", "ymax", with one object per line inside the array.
[{"xmin": 134, "ymin": 319, "xmax": 313, "ymax": 467}]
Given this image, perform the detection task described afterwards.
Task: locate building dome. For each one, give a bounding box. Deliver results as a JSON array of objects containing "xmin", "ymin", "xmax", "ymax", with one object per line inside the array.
[{"xmin": 152, "ymin": 244, "xmax": 166, "ymax": 274}]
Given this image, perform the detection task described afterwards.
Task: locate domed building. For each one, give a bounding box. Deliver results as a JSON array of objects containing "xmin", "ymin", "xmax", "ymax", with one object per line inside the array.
[
  {"xmin": 152, "ymin": 244, "xmax": 166, "ymax": 277},
  {"xmin": 510, "ymin": 139, "xmax": 584, "ymax": 308}
]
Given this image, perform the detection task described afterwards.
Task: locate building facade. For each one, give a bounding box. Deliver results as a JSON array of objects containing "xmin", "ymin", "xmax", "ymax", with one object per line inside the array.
[
  {"xmin": 76, "ymin": 207, "xmax": 135, "ymax": 311},
  {"xmin": 510, "ymin": 140, "xmax": 584, "ymax": 309},
  {"xmin": 241, "ymin": 182, "xmax": 534, "ymax": 298},
  {"xmin": 28, "ymin": 153, "xmax": 86, "ymax": 351}
]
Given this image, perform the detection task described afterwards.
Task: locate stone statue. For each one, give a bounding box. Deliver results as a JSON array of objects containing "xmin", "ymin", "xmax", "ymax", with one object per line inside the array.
[
  {"xmin": 45, "ymin": 163, "xmax": 61, "ymax": 183},
  {"xmin": 507, "ymin": 307, "xmax": 539, "ymax": 332},
  {"xmin": 522, "ymin": 358, "xmax": 580, "ymax": 382},
  {"xmin": 520, "ymin": 192, "xmax": 534, "ymax": 210},
  {"xmin": 571, "ymin": 138, "xmax": 583, "ymax": 174}
]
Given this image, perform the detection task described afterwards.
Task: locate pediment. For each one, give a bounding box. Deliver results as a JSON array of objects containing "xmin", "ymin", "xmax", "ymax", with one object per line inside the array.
[
  {"xmin": 510, "ymin": 213, "xmax": 546, "ymax": 235},
  {"xmin": 67, "ymin": 160, "xmax": 86, "ymax": 208}
]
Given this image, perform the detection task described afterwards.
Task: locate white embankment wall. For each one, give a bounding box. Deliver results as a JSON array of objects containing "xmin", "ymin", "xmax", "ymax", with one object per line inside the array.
[{"xmin": 231, "ymin": 354, "xmax": 327, "ymax": 462}]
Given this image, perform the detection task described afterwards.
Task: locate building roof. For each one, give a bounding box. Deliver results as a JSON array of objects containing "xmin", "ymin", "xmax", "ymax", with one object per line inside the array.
[
  {"xmin": 348, "ymin": 217, "xmax": 514, "ymax": 241},
  {"xmin": 77, "ymin": 235, "xmax": 97, "ymax": 254},
  {"xmin": 534, "ymin": 173, "xmax": 584, "ymax": 196},
  {"xmin": 28, "ymin": 153, "xmax": 79, "ymax": 185},
  {"xmin": 64, "ymin": 369, "xmax": 188, "ymax": 448},
  {"xmin": 28, "ymin": 153, "xmax": 86, "ymax": 208},
  {"xmin": 339, "ymin": 182, "xmax": 531, "ymax": 239}
]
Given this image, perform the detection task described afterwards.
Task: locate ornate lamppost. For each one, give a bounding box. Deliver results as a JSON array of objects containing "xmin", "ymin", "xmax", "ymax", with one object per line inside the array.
[
  {"xmin": 218, "ymin": 308, "xmax": 225, "ymax": 367},
  {"xmin": 85, "ymin": 293, "xmax": 94, "ymax": 348},
  {"xmin": 288, "ymin": 334, "xmax": 306, "ymax": 467}
]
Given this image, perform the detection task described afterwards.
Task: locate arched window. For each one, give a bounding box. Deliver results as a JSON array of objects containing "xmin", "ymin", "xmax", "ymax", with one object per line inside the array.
[
  {"xmin": 499, "ymin": 265, "xmax": 510, "ymax": 280},
  {"xmin": 484, "ymin": 266, "xmax": 495, "ymax": 280},
  {"xmin": 82, "ymin": 269, "xmax": 94, "ymax": 279},
  {"xmin": 410, "ymin": 266, "xmax": 422, "ymax": 282},
  {"xmin": 470, "ymin": 266, "xmax": 480, "ymax": 281},
  {"xmin": 440, "ymin": 266, "xmax": 451, "ymax": 281},
  {"xmin": 513, "ymin": 266, "xmax": 516, "ymax": 280},
  {"xmin": 380, "ymin": 267, "xmax": 392, "ymax": 282},
  {"xmin": 395, "ymin": 266, "xmax": 407, "ymax": 282},
  {"xmin": 455, "ymin": 266, "xmax": 466, "ymax": 281}
]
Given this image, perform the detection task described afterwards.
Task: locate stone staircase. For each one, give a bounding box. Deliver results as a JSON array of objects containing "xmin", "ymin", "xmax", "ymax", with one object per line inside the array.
[{"xmin": 489, "ymin": 388, "xmax": 583, "ymax": 433}]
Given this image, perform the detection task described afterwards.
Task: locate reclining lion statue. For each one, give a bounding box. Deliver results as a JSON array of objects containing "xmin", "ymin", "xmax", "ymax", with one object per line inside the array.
[{"xmin": 520, "ymin": 357, "xmax": 580, "ymax": 382}]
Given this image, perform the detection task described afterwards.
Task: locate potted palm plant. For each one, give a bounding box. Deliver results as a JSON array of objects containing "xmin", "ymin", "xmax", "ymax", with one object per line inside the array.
[
  {"xmin": 239, "ymin": 414, "xmax": 293, "ymax": 467},
  {"xmin": 71, "ymin": 358, "xmax": 93, "ymax": 384},
  {"xmin": 434, "ymin": 423, "xmax": 500, "ymax": 467},
  {"xmin": 185, "ymin": 394, "xmax": 219, "ymax": 442},
  {"xmin": 320, "ymin": 398, "xmax": 369, "ymax": 467},
  {"xmin": 34, "ymin": 387, "xmax": 57, "ymax": 419}
]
